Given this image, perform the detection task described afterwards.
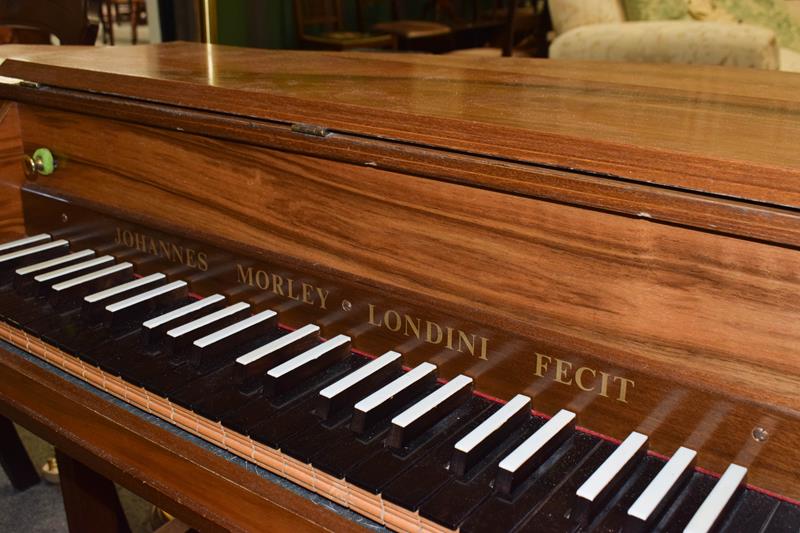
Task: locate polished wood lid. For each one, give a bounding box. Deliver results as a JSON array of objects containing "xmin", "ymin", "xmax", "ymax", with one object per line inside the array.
[{"xmin": 2, "ymin": 42, "xmax": 800, "ymax": 208}]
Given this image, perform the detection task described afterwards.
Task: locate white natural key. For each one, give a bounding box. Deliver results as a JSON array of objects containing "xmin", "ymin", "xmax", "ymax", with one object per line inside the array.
[
  {"xmin": 683, "ymin": 464, "xmax": 747, "ymax": 533},
  {"xmin": 628, "ymin": 446, "xmax": 697, "ymax": 527}
]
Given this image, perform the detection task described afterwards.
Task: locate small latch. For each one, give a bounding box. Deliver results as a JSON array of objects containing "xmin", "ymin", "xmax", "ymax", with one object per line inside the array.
[
  {"xmin": 18, "ymin": 80, "xmax": 41, "ymax": 89},
  {"xmin": 291, "ymin": 123, "xmax": 330, "ymax": 137}
]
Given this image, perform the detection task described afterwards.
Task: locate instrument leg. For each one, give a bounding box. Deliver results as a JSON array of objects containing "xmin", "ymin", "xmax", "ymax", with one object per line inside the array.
[
  {"xmin": 55, "ymin": 448, "xmax": 131, "ymax": 533},
  {"xmin": 0, "ymin": 414, "xmax": 39, "ymax": 491}
]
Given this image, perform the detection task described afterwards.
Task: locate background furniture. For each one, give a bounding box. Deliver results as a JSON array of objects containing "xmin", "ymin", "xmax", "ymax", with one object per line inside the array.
[
  {"xmin": 449, "ymin": 0, "xmax": 551, "ymax": 57},
  {"xmin": 357, "ymin": 0, "xmax": 453, "ymax": 52},
  {"xmin": 101, "ymin": 0, "xmax": 148, "ymax": 45},
  {"xmin": 547, "ymin": 0, "xmax": 800, "ymax": 72},
  {"xmin": 0, "ymin": 0, "xmax": 101, "ymax": 45},
  {"xmin": 294, "ymin": 0, "xmax": 395, "ymax": 50}
]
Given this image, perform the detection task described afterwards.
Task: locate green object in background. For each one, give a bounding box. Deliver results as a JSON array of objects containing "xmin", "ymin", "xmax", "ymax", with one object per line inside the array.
[
  {"xmin": 32, "ymin": 148, "xmax": 54, "ymax": 176},
  {"xmin": 622, "ymin": 0, "xmax": 689, "ymax": 21},
  {"xmin": 715, "ymin": 0, "xmax": 800, "ymax": 53}
]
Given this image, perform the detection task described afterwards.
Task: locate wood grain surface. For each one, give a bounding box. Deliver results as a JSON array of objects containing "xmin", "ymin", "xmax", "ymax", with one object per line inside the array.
[
  {"xmin": 0, "ymin": 44, "xmax": 797, "ymax": 505},
  {"xmin": 0, "ymin": 101, "xmax": 24, "ymax": 241},
  {"xmin": 16, "ymin": 104, "xmax": 800, "ymax": 413},
  {"xmin": 1, "ymin": 43, "xmax": 800, "ymax": 208}
]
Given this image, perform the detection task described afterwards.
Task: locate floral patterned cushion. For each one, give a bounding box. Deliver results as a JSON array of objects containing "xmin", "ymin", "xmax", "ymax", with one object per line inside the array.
[
  {"xmin": 622, "ymin": 0, "xmax": 689, "ymax": 21},
  {"xmin": 715, "ymin": 0, "xmax": 800, "ymax": 52},
  {"xmin": 547, "ymin": 0, "xmax": 626, "ymax": 35},
  {"xmin": 549, "ymin": 20, "xmax": 779, "ymax": 70}
]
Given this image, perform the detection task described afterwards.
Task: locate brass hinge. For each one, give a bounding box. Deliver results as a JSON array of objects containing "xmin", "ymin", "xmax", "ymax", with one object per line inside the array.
[{"xmin": 291, "ymin": 123, "xmax": 330, "ymax": 137}]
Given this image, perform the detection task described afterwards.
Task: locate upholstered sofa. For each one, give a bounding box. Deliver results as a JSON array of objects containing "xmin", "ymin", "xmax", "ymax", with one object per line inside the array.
[{"xmin": 548, "ymin": 0, "xmax": 800, "ymax": 72}]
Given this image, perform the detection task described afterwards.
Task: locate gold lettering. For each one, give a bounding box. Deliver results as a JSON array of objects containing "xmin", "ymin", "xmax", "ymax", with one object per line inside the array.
[
  {"xmin": 384, "ymin": 310, "xmax": 401, "ymax": 332},
  {"xmin": 122, "ymin": 230, "xmax": 134, "ymax": 248},
  {"xmin": 159, "ymin": 240, "xmax": 171, "ymax": 260},
  {"xmin": 614, "ymin": 376, "xmax": 635, "ymax": 403},
  {"xmin": 287, "ymin": 278, "xmax": 300, "ymax": 301},
  {"xmin": 554, "ymin": 358, "xmax": 573, "ymax": 385},
  {"xmin": 316, "ymin": 288, "xmax": 329, "ymax": 310},
  {"xmin": 426, "ymin": 321, "xmax": 443, "ymax": 344},
  {"xmin": 445, "ymin": 326, "xmax": 455, "ymax": 350},
  {"xmin": 134, "ymin": 232, "xmax": 147, "ymax": 252},
  {"xmin": 301, "ymin": 283, "xmax": 314, "ymax": 305},
  {"xmin": 236, "ymin": 264, "xmax": 254, "ymax": 286},
  {"xmin": 478, "ymin": 337, "xmax": 489, "ymax": 360},
  {"xmin": 534, "ymin": 353, "xmax": 551, "ymax": 377},
  {"xmin": 598, "ymin": 371, "xmax": 610, "ymax": 398},
  {"xmin": 575, "ymin": 367, "xmax": 596, "ymax": 391},
  {"xmin": 272, "ymin": 274, "xmax": 285, "ymax": 296},
  {"xmin": 115, "ymin": 227, "xmax": 122, "ymax": 244},
  {"xmin": 147, "ymin": 238, "xmax": 157, "ymax": 256},
  {"xmin": 186, "ymin": 248, "xmax": 197, "ymax": 268},
  {"xmin": 368, "ymin": 303, "xmax": 382, "ymax": 326},
  {"xmin": 456, "ymin": 331, "xmax": 476, "ymax": 356},
  {"xmin": 169, "ymin": 243, "xmax": 183, "ymax": 264},
  {"xmin": 404, "ymin": 315, "xmax": 421, "ymax": 339},
  {"xmin": 255, "ymin": 270, "xmax": 269, "ymax": 290},
  {"xmin": 197, "ymin": 252, "xmax": 208, "ymax": 271}
]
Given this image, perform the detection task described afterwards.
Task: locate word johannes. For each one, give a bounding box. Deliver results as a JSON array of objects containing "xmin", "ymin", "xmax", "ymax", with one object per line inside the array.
[
  {"xmin": 115, "ymin": 227, "xmax": 208, "ymax": 271},
  {"xmin": 236, "ymin": 264, "xmax": 330, "ymax": 310},
  {"xmin": 535, "ymin": 353, "xmax": 635, "ymax": 404},
  {"xmin": 368, "ymin": 304, "xmax": 489, "ymax": 360}
]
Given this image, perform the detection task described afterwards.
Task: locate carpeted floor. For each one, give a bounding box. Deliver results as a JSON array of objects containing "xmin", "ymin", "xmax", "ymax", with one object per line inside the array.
[{"xmin": 0, "ymin": 424, "xmax": 157, "ymax": 533}]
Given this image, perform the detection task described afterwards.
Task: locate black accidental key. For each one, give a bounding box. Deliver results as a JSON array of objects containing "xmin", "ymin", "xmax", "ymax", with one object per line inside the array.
[
  {"xmin": 0, "ymin": 239, "xmax": 68, "ymax": 280},
  {"xmin": 188, "ymin": 309, "xmax": 277, "ymax": 374},
  {"xmin": 314, "ymin": 350, "xmax": 403, "ymax": 423},
  {"xmin": 246, "ymin": 355, "xmax": 368, "ymax": 447},
  {"xmin": 81, "ymin": 273, "xmax": 166, "ymax": 324},
  {"xmin": 496, "ymin": 409, "xmax": 576, "ymax": 496},
  {"xmin": 450, "ymin": 394, "xmax": 531, "ymax": 478},
  {"xmin": 0, "ymin": 234, "xmax": 51, "ymax": 255},
  {"xmin": 350, "ymin": 362, "xmax": 438, "ymax": 434},
  {"xmin": 345, "ymin": 396, "xmax": 492, "ymax": 495},
  {"xmin": 169, "ymin": 331, "xmax": 283, "ymax": 411},
  {"xmin": 234, "ymin": 324, "xmax": 321, "ymax": 393},
  {"xmin": 764, "ymin": 501, "xmax": 800, "ymax": 533},
  {"xmin": 718, "ymin": 489, "xmax": 781, "ymax": 533},
  {"xmin": 262, "ymin": 335, "xmax": 351, "ymax": 398},
  {"xmin": 588, "ymin": 455, "xmax": 664, "ymax": 532},
  {"xmin": 49, "ymin": 262, "xmax": 134, "ymax": 311},
  {"xmin": 654, "ymin": 472, "xmax": 716, "ymax": 532},
  {"xmin": 381, "ymin": 404, "xmax": 543, "ymax": 522},
  {"xmin": 458, "ymin": 433, "xmax": 605, "ymax": 533},
  {"xmin": 386, "ymin": 374, "xmax": 473, "ymax": 450},
  {"xmin": 13, "ymin": 249, "xmax": 96, "ymax": 293},
  {"xmin": 573, "ymin": 431, "xmax": 649, "ymax": 527},
  {"xmin": 31, "ymin": 255, "xmax": 116, "ymax": 299},
  {"xmin": 515, "ymin": 440, "xmax": 618, "ymax": 533},
  {"xmin": 417, "ymin": 416, "xmax": 545, "ymax": 529},
  {"xmin": 162, "ymin": 301, "xmax": 250, "ymax": 361},
  {"xmin": 103, "ymin": 280, "xmax": 188, "ymax": 332},
  {"xmin": 141, "ymin": 294, "xmax": 227, "ymax": 348}
]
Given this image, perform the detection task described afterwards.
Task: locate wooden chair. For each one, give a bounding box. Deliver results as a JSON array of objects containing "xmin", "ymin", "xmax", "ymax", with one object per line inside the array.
[
  {"xmin": 0, "ymin": 0, "xmax": 101, "ymax": 45},
  {"xmin": 294, "ymin": 0, "xmax": 395, "ymax": 51},
  {"xmin": 101, "ymin": 0, "xmax": 147, "ymax": 46},
  {"xmin": 449, "ymin": 0, "xmax": 550, "ymax": 57},
  {"xmin": 357, "ymin": 0, "xmax": 453, "ymax": 52}
]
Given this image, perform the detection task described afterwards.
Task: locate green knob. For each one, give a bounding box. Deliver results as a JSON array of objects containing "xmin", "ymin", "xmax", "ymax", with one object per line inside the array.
[{"xmin": 32, "ymin": 148, "xmax": 55, "ymax": 176}]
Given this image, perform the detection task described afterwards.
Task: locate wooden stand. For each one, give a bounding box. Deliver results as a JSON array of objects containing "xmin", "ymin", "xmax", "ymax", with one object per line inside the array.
[
  {"xmin": 0, "ymin": 414, "xmax": 39, "ymax": 491},
  {"xmin": 56, "ymin": 448, "xmax": 131, "ymax": 533}
]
